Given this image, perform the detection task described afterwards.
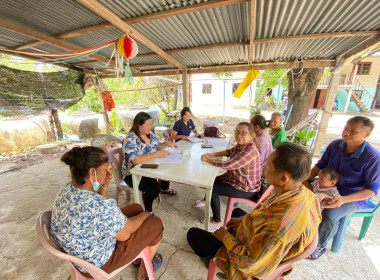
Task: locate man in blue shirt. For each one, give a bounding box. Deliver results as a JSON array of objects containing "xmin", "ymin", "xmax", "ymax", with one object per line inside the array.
[{"xmin": 305, "ymin": 116, "xmax": 380, "ymax": 260}]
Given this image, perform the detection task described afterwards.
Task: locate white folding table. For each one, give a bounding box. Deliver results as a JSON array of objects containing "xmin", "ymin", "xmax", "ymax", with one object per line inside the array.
[{"xmin": 130, "ymin": 140, "xmax": 225, "ymax": 231}]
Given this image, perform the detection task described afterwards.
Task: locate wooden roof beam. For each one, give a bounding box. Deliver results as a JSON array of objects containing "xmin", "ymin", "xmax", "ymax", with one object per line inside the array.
[
  {"xmin": 77, "ymin": 0, "xmax": 183, "ymax": 69},
  {"xmin": 16, "ymin": 0, "xmax": 248, "ymax": 51},
  {"xmin": 0, "ymin": 19, "xmax": 113, "ymax": 67},
  {"xmin": 249, "ymin": 0, "xmax": 257, "ymax": 64},
  {"xmin": 135, "ymin": 30, "xmax": 380, "ymax": 59},
  {"xmin": 99, "ymin": 59, "xmax": 336, "ymax": 78}
]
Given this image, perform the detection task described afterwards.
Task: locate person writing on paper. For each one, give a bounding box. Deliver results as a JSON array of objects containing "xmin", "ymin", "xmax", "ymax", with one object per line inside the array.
[
  {"xmin": 187, "ymin": 143, "xmax": 321, "ymax": 279},
  {"xmin": 123, "ymin": 112, "xmax": 178, "ymax": 214},
  {"xmin": 51, "ymin": 147, "xmax": 164, "ymax": 280},
  {"xmin": 194, "ymin": 122, "xmax": 261, "ymax": 229},
  {"xmin": 171, "ymin": 107, "xmax": 200, "ymax": 141}
]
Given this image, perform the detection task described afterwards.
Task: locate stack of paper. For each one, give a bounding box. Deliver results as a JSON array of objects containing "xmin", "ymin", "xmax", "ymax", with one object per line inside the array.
[
  {"xmin": 206, "ymin": 138, "xmax": 228, "ymax": 147},
  {"xmin": 153, "ymin": 153, "xmax": 183, "ymax": 164},
  {"xmin": 187, "ymin": 136, "xmax": 203, "ymax": 143}
]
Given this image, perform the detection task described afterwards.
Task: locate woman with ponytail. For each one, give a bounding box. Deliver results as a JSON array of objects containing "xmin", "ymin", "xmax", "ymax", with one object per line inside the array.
[{"xmin": 51, "ymin": 146, "xmax": 164, "ymax": 280}]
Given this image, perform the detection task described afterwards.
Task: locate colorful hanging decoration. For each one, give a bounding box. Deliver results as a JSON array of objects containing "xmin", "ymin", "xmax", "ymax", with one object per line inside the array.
[
  {"xmin": 113, "ymin": 35, "xmax": 138, "ymax": 85},
  {"xmin": 101, "ymin": 90, "xmax": 115, "ymax": 112}
]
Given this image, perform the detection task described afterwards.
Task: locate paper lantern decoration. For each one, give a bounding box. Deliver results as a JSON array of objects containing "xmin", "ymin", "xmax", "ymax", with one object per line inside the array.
[{"xmin": 114, "ymin": 35, "xmax": 138, "ymax": 84}]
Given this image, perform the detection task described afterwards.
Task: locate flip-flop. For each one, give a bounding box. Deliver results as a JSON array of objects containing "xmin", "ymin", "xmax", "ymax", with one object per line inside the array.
[
  {"xmin": 307, "ymin": 247, "xmax": 326, "ymax": 260},
  {"xmin": 201, "ymin": 216, "xmax": 221, "ymax": 230},
  {"xmin": 161, "ymin": 189, "xmax": 178, "ymax": 195},
  {"xmin": 193, "ymin": 200, "xmax": 206, "ymax": 208},
  {"xmin": 152, "ymin": 253, "xmax": 163, "ymax": 273}
]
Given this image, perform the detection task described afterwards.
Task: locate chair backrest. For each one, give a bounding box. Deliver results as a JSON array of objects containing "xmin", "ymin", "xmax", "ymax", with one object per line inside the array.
[
  {"xmin": 256, "ymin": 185, "xmax": 274, "ymax": 206},
  {"xmin": 36, "ymin": 210, "xmax": 112, "ymax": 279},
  {"xmin": 108, "ymin": 147, "xmax": 124, "ymax": 183},
  {"xmin": 265, "ymin": 231, "xmax": 319, "ymax": 280},
  {"xmin": 91, "ymin": 134, "xmax": 122, "ymax": 151},
  {"xmin": 164, "ymin": 128, "xmax": 173, "ymax": 142}
]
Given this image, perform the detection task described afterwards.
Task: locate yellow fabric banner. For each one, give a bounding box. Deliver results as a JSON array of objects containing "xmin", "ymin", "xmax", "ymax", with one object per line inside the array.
[{"xmin": 233, "ymin": 67, "xmax": 259, "ymax": 98}]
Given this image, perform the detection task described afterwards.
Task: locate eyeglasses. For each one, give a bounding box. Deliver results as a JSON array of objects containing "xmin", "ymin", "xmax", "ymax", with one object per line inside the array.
[{"xmin": 234, "ymin": 130, "xmax": 249, "ymax": 136}]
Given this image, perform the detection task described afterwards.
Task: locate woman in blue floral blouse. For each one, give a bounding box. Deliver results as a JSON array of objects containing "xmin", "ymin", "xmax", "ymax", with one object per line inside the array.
[
  {"xmin": 123, "ymin": 112, "xmax": 178, "ymax": 213},
  {"xmin": 51, "ymin": 146, "xmax": 164, "ymax": 280}
]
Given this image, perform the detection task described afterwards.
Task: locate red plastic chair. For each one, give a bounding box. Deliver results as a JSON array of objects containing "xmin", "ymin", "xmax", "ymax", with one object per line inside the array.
[
  {"xmin": 223, "ymin": 185, "xmax": 274, "ymax": 227},
  {"xmin": 36, "ymin": 210, "xmax": 155, "ymax": 280},
  {"xmin": 207, "ymin": 231, "xmax": 318, "ymax": 280}
]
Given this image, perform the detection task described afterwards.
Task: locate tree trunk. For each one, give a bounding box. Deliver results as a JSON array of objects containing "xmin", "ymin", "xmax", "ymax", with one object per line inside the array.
[
  {"xmin": 286, "ymin": 68, "xmax": 323, "ymax": 130},
  {"xmin": 52, "ymin": 109, "xmax": 63, "ymax": 139}
]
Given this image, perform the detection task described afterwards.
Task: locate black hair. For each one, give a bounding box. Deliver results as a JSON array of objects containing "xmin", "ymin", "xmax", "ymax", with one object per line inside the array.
[
  {"xmin": 61, "ymin": 146, "xmax": 108, "ymax": 186},
  {"xmin": 320, "ymin": 167, "xmax": 340, "ymax": 182},
  {"xmin": 272, "ymin": 142, "xmax": 311, "ymax": 182},
  {"xmin": 250, "ymin": 114, "xmax": 270, "ymax": 129},
  {"xmin": 237, "ymin": 122, "xmax": 254, "ymax": 134},
  {"xmin": 130, "ymin": 111, "xmax": 152, "ymax": 143},
  {"xmin": 347, "ymin": 116, "xmax": 374, "ymax": 132},
  {"xmin": 181, "ymin": 107, "xmax": 192, "ymax": 118}
]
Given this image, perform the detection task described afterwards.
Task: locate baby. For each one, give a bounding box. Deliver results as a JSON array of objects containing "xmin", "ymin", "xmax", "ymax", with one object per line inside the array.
[{"xmin": 310, "ymin": 167, "xmax": 340, "ymax": 206}]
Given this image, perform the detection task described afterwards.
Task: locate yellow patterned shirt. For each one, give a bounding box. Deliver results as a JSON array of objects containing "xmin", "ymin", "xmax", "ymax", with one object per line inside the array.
[{"xmin": 214, "ymin": 186, "xmax": 321, "ymax": 280}]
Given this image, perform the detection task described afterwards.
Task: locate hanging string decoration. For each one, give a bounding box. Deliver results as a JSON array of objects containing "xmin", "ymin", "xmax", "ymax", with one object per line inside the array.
[{"xmin": 114, "ymin": 35, "xmax": 138, "ymax": 85}]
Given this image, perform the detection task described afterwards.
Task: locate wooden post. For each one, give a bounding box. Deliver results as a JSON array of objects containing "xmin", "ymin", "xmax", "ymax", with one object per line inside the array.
[
  {"xmin": 312, "ymin": 70, "xmax": 342, "ymax": 157},
  {"xmin": 182, "ymin": 67, "xmax": 189, "ymax": 107},
  {"xmin": 51, "ymin": 109, "xmax": 63, "ymax": 139}
]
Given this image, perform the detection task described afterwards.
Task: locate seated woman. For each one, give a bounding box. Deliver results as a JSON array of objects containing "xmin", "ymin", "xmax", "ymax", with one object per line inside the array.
[
  {"xmin": 194, "ymin": 122, "xmax": 261, "ymax": 229},
  {"xmin": 171, "ymin": 107, "xmax": 199, "ymax": 141},
  {"xmin": 51, "ymin": 146, "xmax": 164, "ymax": 280},
  {"xmin": 123, "ymin": 112, "xmax": 178, "ymax": 213},
  {"xmin": 250, "ymin": 114, "xmax": 273, "ymax": 175}
]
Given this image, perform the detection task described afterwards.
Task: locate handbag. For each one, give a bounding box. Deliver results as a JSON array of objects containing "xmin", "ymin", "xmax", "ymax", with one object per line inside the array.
[{"xmin": 203, "ymin": 126, "xmax": 226, "ymax": 138}]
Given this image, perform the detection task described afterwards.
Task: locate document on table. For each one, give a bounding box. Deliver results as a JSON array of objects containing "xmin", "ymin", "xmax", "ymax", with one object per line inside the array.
[
  {"xmin": 206, "ymin": 138, "xmax": 228, "ymax": 147},
  {"xmin": 153, "ymin": 153, "xmax": 183, "ymax": 164},
  {"xmin": 187, "ymin": 136, "xmax": 203, "ymax": 143}
]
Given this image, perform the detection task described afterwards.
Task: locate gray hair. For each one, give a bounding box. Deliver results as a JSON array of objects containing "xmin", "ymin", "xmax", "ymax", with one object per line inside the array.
[{"xmin": 271, "ymin": 112, "xmax": 284, "ymax": 121}]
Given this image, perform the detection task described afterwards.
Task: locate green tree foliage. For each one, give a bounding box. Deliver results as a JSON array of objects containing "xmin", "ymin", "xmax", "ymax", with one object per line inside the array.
[{"xmin": 257, "ymin": 69, "xmax": 289, "ymax": 97}]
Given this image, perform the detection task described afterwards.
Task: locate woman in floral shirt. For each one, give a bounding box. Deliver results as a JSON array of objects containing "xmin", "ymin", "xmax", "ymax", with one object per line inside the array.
[
  {"xmin": 123, "ymin": 112, "xmax": 178, "ymax": 213},
  {"xmin": 51, "ymin": 146, "xmax": 164, "ymax": 280}
]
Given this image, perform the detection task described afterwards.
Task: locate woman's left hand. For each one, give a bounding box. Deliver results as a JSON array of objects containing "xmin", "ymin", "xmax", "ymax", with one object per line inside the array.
[
  {"xmin": 166, "ymin": 141, "xmax": 178, "ymax": 148},
  {"xmin": 212, "ymin": 227, "xmax": 230, "ymax": 242}
]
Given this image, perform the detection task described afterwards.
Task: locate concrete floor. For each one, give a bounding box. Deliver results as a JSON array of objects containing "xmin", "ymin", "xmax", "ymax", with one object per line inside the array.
[{"xmin": 0, "ymin": 155, "xmax": 379, "ymax": 280}]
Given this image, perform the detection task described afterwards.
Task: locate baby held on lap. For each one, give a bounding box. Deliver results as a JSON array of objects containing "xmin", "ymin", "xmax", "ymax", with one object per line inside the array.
[{"xmin": 310, "ymin": 167, "xmax": 340, "ymax": 209}]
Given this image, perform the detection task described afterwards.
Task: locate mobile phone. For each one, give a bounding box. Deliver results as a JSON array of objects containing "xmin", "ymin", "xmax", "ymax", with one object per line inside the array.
[
  {"xmin": 141, "ymin": 164, "xmax": 159, "ymax": 169},
  {"xmin": 201, "ymin": 144, "xmax": 213, "ymax": 148}
]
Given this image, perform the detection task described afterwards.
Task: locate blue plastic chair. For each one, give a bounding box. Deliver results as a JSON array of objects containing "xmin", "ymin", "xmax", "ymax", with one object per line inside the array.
[{"xmin": 331, "ymin": 198, "xmax": 380, "ymax": 253}]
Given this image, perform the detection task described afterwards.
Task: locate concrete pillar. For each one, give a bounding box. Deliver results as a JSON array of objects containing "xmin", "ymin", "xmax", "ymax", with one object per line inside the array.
[
  {"xmin": 343, "ymin": 64, "xmax": 358, "ymax": 113},
  {"xmin": 182, "ymin": 67, "xmax": 189, "ymax": 107},
  {"xmin": 312, "ymin": 70, "xmax": 342, "ymax": 157}
]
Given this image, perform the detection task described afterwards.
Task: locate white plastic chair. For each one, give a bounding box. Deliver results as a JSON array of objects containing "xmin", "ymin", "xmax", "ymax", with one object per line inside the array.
[{"xmin": 36, "ymin": 210, "xmax": 155, "ymax": 280}]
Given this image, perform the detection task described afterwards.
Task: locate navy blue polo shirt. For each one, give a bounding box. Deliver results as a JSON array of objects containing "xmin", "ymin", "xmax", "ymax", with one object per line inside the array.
[
  {"xmin": 173, "ymin": 119, "xmax": 195, "ymax": 137},
  {"xmin": 316, "ymin": 139, "xmax": 380, "ymax": 208}
]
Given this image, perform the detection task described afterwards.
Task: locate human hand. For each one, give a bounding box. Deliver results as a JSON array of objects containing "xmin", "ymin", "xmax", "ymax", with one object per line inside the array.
[
  {"xmin": 181, "ymin": 135, "xmax": 189, "ymax": 140},
  {"xmin": 166, "ymin": 141, "xmax": 178, "ymax": 148},
  {"xmin": 201, "ymin": 154, "xmax": 213, "ymax": 163},
  {"xmin": 104, "ymin": 163, "xmax": 115, "ymax": 185},
  {"xmin": 315, "ymin": 193, "xmax": 332, "ymax": 201},
  {"xmin": 226, "ymin": 217, "xmax": 242, "ymax": 233},
  {"xmin": 212, "ymin": 227, "xmax": 230, "ymax": 242},
  {"xmin": 322, "ymin": 196, "xmax": 345, "ymax": 208}
]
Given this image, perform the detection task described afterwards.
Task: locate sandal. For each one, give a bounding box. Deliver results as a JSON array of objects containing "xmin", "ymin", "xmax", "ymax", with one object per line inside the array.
[
  {"xmin": 161, "ymin": 189, "xmax": 177, "ymax": 195},
  {"xmin": 201, "ymin": 216, "xmax": 221, "ymax": 230},
  {"xmin": 152, "ymin": 253, "xmax": 163, "ymax": 273},
  {"xmin": 193, "ymin": 200, "xmax": 206, "ymax": 208},
  {"xmin": 307, "ymin": 247, "xmax": 326, "ymax": 260}
]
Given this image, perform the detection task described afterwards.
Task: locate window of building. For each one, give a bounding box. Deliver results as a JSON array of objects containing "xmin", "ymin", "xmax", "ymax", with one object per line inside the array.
[
  {"xmin": 202, "ymin": 84, "xmax": 212, "ymax": 94},
  {"xmin": 232, "ymin": 83, "xmax": 240, "ymax": 94},
  {"xmin": 356, "ymin": 62, "xmax": 372, "ymax": 75}
]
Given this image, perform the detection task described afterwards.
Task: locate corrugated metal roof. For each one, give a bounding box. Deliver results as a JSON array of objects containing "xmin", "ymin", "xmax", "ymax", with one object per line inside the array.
[{"xmin": 0, "ymin": 0, "xmax": 379, "ymax": 73}]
